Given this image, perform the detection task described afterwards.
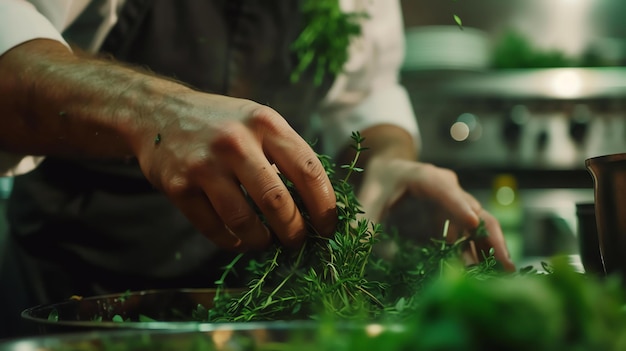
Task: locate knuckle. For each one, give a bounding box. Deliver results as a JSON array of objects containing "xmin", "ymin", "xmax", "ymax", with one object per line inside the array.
[
  {"xmin": 297, "ymin": 155, "xmax": 327, "ymax": 184},
  {"xmin": 440, "ymin": 167, "xmax": 459, "ymax": 183},
  {"xmin": 155, "ymin": 158, "xmax": 218, "ymax": 196},
  {"xmin": 161, "ymin": 174, "xmax": 191, "ymax": 197},
  {"xmin": 422, "ymin": 163, "xmax": 458, "ymax": 184},
  {"xmin": 260, "ymin": 183, "xmax": 291, "ymax": 213},
  {"xmin": 210, "ymin": 123, "xmax": 249, "ymax": 157},
  {"xmin": 248, "ymin": 106, "xmax": 284, "ymax": 133},
  {"xmin": 181, "ymin": 151, "xmax": 211, "ymax": 175}
]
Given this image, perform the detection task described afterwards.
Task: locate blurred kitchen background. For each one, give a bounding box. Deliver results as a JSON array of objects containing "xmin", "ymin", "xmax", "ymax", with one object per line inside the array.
[
  {"xmin": 392, "ymin": 0, "xmax": 626, "ymax": 267},
  {"xmin": 2, "ymin": 0, "xmax": 626, "ymax": 269}
]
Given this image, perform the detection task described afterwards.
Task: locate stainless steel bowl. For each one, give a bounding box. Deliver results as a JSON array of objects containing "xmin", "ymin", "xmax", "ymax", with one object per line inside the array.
[
  {"xmin": 20, "ymin": 288, "xmax": 225, "ymax": 334},
  {"xmin": 0, "ymin": 321, "xmax": 324, "ymax": 351}
]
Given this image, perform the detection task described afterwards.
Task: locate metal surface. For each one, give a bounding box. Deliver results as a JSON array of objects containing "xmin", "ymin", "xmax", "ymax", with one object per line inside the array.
[
  {"xmin": 409, "ymin": 68, "xmax": 626, "ymax": 99},
  {"xmin": 20, "ymin": 289, "xmax": 226, "ymax": 334},
  {"xmin": 402, "ymin": 68, "xmax": 626, "ymax": 171},
  {"xmin": 585, "ymin": 153, "xmax": 626, "ymax": 279},
  {"xmin": 0, "ymin": 321, "xmax": 323, "ymax": 351}
]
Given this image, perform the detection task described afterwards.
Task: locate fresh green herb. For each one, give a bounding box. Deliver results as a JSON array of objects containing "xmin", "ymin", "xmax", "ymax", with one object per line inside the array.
[
  {"xmin": 112, "ymin": 314, "xmax": 124, "ymax": 323},
  {"xmin": 474, "ymin": 219, "xmax": 488, "ymax": 238},
  {"xmin": 91, "ymin": 315, "xmax": 103, "ymax": 322},
  {"xmin": 453, "ymin": 14, "xmax": 463, "ymax": 29},
  {"xmin": 154, "ymin": 133, "xmax": 162, "ymax": 145},
  {"xmin": 47, "ymin": 309, "xmax": 59, "ymax": 322},
  {"xmin": 207, "ymin": 132, "xmax": 497, "ymax": 323},
  {"xmin": 138, "ymin": 314, "xmax": 156, "ymax": 322},
  {"xmin": 118, "ymin": 289, "xmax": 132, "ymax": 303},
  {"xmin": 290, "ymin": 0, "xmax": 366, "ymax": 85}
]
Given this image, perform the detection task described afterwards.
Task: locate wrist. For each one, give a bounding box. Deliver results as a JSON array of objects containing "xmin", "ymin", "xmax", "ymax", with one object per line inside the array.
[
  {"xmin": 113, "ymin": 76, "xmax": 193, "ymax": 159},
  {"xmin": 360, "ymin": 124, "xmax": 417, "ymax": 167}
]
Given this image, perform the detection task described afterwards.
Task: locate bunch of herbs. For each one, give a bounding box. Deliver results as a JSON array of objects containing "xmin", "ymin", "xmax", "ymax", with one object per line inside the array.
[{"xmin": 205, "ymin": 132, "xmax": 496, "ymax": 323}]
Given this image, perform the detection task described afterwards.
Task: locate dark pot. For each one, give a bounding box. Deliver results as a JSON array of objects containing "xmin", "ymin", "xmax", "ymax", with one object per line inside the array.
[
  {"xmin": 585, "ymin": 153, "xmax": 626, "ymax": 280},
  {"xmin": 575, "ymin": 202, "xmax": 604, "ymax": 275}
]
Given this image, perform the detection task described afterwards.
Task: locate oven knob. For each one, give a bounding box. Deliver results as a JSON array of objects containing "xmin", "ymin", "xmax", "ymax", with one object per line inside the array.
[
  {"xmin": 448, "ymin": 113, "xmax": 482, "ymax": 142},
  {"xmin": 503, "ymin": 105, "xmax": 529, "ymax": 146},
  {"xmin": 569, "ymin": 104, "xmax": 592, "ymax": 144}
]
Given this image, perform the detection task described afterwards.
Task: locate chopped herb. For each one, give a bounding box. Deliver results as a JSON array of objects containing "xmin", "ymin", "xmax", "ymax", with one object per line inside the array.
[
  {"xmin": 118, "ymin": 289, "xmax": 132, "ymax": 303},
  {"xmin": 207, "ymin": 132, "xmax": 497, "ymax": 323},
  {"xmin": 453, "ymin": 14, "xmax": 463, "ymax": 29},
  {"xmin": 138, "ymin": 314, "xmax": 156, "ymax": 322},
  {"xmin": 112, "ymin": 314, "xmax": 124, "ymax": 323},
  {"xmin": 47, "ymin": 309, "xmax": 59, "ymax": 322}
]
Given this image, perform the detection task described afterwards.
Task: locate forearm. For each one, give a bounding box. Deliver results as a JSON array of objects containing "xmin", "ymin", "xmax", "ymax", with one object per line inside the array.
[{"xmin": 0, "ymin": 39, "xmax": 191, "ymax": 159}]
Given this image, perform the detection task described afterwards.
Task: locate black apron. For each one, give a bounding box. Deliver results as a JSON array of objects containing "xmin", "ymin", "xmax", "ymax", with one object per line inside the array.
[{"xmin": 1, "ymin": 0, "xmax": 334, "ymax": 335}]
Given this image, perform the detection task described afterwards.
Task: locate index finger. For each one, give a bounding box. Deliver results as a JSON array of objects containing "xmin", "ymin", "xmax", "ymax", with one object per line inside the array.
[
  {"xmin": 216, "ymin": 134, "xmax": 309, "ymax": 248},
  {"xmin": 249, "ymin": 108, "xmax": 337, "ymax": 239},
  {"xmin": 265, "ymin": 148, "xmax": 337, "ymax": 239}
]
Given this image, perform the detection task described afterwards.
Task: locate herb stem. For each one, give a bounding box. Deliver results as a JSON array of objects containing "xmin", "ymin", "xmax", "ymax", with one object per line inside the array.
[{"xmin": 342, "ymin": 136, "xmax": 363, "ymax": 184}]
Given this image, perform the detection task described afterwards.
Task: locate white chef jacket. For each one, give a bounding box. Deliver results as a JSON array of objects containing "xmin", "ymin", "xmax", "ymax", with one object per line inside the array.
[{"xmin": 0, "ymin": 0, "xmax": 419, "ymax": 176}]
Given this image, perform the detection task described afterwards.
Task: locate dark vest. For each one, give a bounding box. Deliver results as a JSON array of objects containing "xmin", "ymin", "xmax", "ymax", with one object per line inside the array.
[{"xmin": 6, "ymin": 0, "xmax": 334, "ymax": 305}]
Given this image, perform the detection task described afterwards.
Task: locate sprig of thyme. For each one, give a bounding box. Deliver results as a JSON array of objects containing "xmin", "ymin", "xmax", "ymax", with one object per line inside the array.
[
  {"xmin": 208, "ymin": 132, "xmax": 383, "ymax": 322},
  {"xmin": 204, "ymin": 131, "xmax": 501, "ymax": 323}
]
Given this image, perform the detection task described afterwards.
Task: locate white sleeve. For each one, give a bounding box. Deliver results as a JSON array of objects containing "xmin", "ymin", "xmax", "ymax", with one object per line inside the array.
[
  {"xmin": 0, "ymin": 0, "xmax": 72, "ymax": 56},
  {"xmin": 0, "ymin": 0, "xmax": 73, "ymax": 176},
  {"xmin": 317, "ymin": 0, "xmax": 420, "ymax": 157}
]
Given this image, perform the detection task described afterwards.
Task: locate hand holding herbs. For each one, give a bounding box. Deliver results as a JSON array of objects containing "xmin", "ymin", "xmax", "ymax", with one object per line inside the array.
[
  {"xmin": 205, "ymin": 132, "xmax": 506, "ymax": 323},
  {"xmin": 355, "ymin": 156, "xmax": 515, "ymax": 272}
]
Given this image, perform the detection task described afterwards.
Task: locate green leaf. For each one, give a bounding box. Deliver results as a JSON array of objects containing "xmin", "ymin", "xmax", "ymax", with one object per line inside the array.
[
  {"xmin": 47, "ymin": 309, "xmax": 59, "ymax": 322},
  {"xmin": 112, "ymin": 314, "xmax": 124, "ymax": 323},
  {"xmin": 118, "ymin": 289, "xmax": 131, "ymax": 303},
  {"xmin": 395, "ymin": 297, "xmax": 406, "ymax": 312},
  {"xmin": 292, "ymin": 303, "xmax": 302, "ymax": 314},
  {"xmin": 91, "ymin": 316, "xmax": 103, "ymax": 322},
  {"xmin": 453, "ymin": 14, "xmax": 463, "ymax": 28},
  {"xmin": 139, "ymin": 314, "xmax": 156, "ymax": 322}
]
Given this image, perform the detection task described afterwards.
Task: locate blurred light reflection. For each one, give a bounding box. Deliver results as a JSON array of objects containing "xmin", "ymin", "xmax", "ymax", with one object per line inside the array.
[{"xmin": 550, "ymin": 70, "xmax": 583, "ymax": 98}]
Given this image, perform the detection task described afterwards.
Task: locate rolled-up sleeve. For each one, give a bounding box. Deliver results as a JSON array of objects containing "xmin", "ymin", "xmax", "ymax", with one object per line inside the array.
[
  {"xmin": 317, "ymin": 0, "xmax": 419, "ymax": 157},
  {"xmin": 0, "ymin": 0, "xmax": 72, "ymax": 176}
]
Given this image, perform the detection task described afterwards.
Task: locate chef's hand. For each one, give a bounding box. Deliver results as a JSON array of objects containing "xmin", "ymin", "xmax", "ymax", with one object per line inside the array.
[
  {"xmin": 358, "ymin": 158, "xmax": 515, "ymax": 272},
  {"xmin": 0, "ymin": 39, "xmax": 337, "ymax": 252},
  {"xmin": 131, "ymin": 93, "xmax": 337, "ymax": 251}
]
